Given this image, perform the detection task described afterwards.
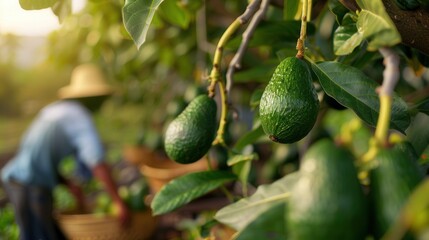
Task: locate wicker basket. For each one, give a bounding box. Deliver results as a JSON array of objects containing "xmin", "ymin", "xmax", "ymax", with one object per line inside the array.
[{"xmin": 56, "ymin": 210, "xmax": 157, "ymax": 240}]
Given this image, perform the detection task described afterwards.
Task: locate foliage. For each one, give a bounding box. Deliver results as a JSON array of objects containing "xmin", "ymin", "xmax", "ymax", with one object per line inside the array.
[
  {"xmin": 9, "ymin": 0, "xmax": 429, "ymax": 238},
  {"xmin": 0, "ymin": 204, "xmax": 20, "ymax": 239}
]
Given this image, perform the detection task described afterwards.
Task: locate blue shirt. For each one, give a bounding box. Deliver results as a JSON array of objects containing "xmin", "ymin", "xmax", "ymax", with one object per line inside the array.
[{"xmin": 1, "ymin": 100, "xmax": 105, "ymax": 189}]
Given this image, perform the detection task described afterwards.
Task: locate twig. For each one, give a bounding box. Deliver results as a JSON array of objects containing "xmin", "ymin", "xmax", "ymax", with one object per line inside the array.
[
  {"xmin": 207, "ymin": 0, "xmax": 264, "ymax": 146},
  {"xmin": 207, "ymin": 0, "xmax": 262, "ymax": 97},
  {"xmin": 226, "ymin": 0, "xmax": 270, "ymax": 99},
  {"xmin": 374, "ymin": 47, "xmax": 400, "ymax": 144},
  {"xmin": 360, "ymin": 48, "xmax": 400, "ymax": 186}
]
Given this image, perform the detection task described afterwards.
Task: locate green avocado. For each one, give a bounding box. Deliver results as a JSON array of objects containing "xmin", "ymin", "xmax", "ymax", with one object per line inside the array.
[
  {"xmin": 164, "ymin": 94, "xmax": 217, "ymax": 164},
  {"xmin": 394, "ymin": 0, "xmax": 420, "ymax": 10},
  {"xmin": 287, "ymin": 139, "xmax": 368, "ymax": 240},
  {"xmin": 369, "ymin": 145, "xmax": 423, "ymax": 239},
  {"xmin": 259, "ymin": 57, "xmax": 319, "ymax": 144}
]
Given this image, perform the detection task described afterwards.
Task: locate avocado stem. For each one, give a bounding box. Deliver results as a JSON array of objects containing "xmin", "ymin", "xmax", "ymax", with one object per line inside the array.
[
  {"xmin": 208, "ymin": 18, "xmax": 241, "ymax": 97},
  {"xmin": 296, "ymin": 0, "xmax": 311, "ymax": 59},
  {"xmin": 213, "ymin": 80, "xmax": 229, "ymax": 147}
]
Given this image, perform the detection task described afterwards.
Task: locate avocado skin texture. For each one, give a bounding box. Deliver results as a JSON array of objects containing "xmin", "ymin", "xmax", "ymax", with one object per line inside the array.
[
  {"xmin": 259, "ymin": 57, "xmax": 319, "ymax": 144},
  {"xmin": 369, "ymin": 146, "xmax": 423, "ymax": 239},
  {"xmin": 287, "ymin": 139, "xmax": 368, "ymax": 240},
  {"xmin": 164, "ymin": 95, "xmax": 217, "ymax": 164}
]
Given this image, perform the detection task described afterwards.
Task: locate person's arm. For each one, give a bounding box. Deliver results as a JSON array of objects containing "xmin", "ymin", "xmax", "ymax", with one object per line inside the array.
[
  {"xmin": 92, "ymin": 162, "xmax": 131, "ymax": 227},
  {"xmin": 58, "ymin": 174, "xmax": 86, "ymax": 212}
]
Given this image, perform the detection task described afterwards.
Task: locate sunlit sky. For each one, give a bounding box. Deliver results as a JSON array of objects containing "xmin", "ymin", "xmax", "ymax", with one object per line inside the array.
[{"xmin": 0, "ymin": 0, "xmax": 87, "ymax": 36}]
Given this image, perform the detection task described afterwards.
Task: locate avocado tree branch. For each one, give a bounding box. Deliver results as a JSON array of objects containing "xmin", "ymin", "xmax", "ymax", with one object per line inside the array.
[
  {"xmin": 374, "ymin": 47, "xmax": 400, "ymax": 145},
  {"xmin": 226, "ymin": 0, "xmax": 270, "ymax": 99},
  {"xmin": 208, "ymin": 0, "xmax": 264, "ymax": 146},
  {"xmin": 360, "ymin": 48, "xmax": 400, "ymax": 186},
  {"xmin": 207, "ymin": 0, "xmax": 262, "ymax": 97}
]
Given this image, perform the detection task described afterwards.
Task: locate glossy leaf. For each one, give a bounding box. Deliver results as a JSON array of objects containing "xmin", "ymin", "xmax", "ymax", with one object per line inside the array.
[
  {"xmin": 215, "ymin": 172, "xmax": 299, "ymax": 230},
  {"xmin": 236, "ymin": 203, "xmax": 286, "ymax": 240},
  {"xmin": 151, "ymin": 170, "xmax": 236, "ymax": 215},
  {"xmin": 311, "ymin": 61, "xmax": 410, "ymax": 133},
  {"xmin": 19, "ymin": 0, "xmax": 56, "ymax": 10},
  {"xmin": 122, "ymin": 0, "xmax": 165, "ymax": 49},
  {"xmin": 334, "ymin": 13, "xmax": 363, "ymax": 56}
]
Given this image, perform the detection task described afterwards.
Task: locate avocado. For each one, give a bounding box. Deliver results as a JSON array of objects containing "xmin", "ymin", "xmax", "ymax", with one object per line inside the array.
[
  {"xmin": 287, "ymin": 139, "xmax": 368, "ymax": 240},
  {"xmin": 369, "ymin": 145, "xmax": 424, "ymax": 239},
  {"xmin": 259, "ymin": 57, "xmax": 319, "ymax": 144},
  {"xmin": 164, "ymin": 94, "xmax": 217, "ymax": 164},
  {"xmin": 393, "ymin": 0, "xmax": 420, "ymax": 10}
]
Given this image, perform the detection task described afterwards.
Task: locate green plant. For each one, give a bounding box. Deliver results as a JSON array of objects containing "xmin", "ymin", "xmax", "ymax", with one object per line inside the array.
[
  {"xmin": 16, "ymin": 0, "xmax": 429, "ymax": 238},
  {"xmin": 0, "ymin": 204, "xmax": 19, "ymax": 239}
]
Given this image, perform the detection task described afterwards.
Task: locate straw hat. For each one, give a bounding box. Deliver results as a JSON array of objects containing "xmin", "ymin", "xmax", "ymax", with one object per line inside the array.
[{"xmin": 58, "ymin": 64, "xmax": 114, "ymax": 99}]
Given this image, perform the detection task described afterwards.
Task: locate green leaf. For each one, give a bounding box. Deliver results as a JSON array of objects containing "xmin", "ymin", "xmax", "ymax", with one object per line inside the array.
[
  {"xmin": 333, "ymin": 0, "xmax": 401, "ymax": 55},
  {"xmin": 232, "ymin": 161, "xmax": 252, "ymax": 196},
  {"xmin": 51, "ymin": 0, "xmax": 71, "ymax": 23},
  {"xmin": 236, "ymin": 203, "xmax": 287, "ymax": 240},
  {"xmin": 283, "ymin": 0, "xmax": 300, "ymax": 20},
  {"xmin": 227, "ymin": 153, "xmax": 258, "ymax": 166},
  {"xmin": 19, "ymin": 0, "xmax": 56, "ymax": 9},
  {"xmin": 328, "ymin": 0, "xmax": 350, "ymax": 24},
  {"xmin": 356, "ymin": 0, "xmax": 401, "ymax": 51},
  {"xmin": 334, "ymin": 13, "xmax": 363, "ymax": 56},
  {"xmin": 311, "ymin": 61, "xmax": 411, "ymax": 133},
  {"xmin": 151, "ymin": 170, "xmax": 236, "ymax": 215},
  {"xmin": 233, "ymin": 124, "xmax": 266, "ymax": 152},
  {"xmin": 158, "ymin": 0, "xmax": 190, "ymax": 29},
  {"xmin": 122, "ymin": 0, "xmax": 165, "ymax": 49},
  {"xmin": 214, "ymin": 172, "xmax": 299, "ymax": 231}
]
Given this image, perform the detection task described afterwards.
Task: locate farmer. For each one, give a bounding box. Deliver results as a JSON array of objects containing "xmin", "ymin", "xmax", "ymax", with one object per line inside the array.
[{"xmin": 1, "ymin": 64, "xmax": 130, "ymax": 240}]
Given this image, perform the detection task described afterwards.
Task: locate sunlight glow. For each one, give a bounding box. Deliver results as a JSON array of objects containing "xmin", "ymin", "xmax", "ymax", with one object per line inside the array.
[{"xmin": 0, "ymin": 0, "xmax": 87, "ymax": 36}]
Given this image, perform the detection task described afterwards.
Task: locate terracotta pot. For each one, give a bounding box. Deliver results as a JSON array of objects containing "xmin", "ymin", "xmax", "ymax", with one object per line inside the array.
[
  {"xmin": 122, "ymin": 146, "xmax": 155, "ymax": 166},
  {"xmin": 140, "ymin": 154, "xmax": 213, "ymax": 193},
  {"xmin": 210, "ymin": 224, "xmax": 236, "ymax": 240}
]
